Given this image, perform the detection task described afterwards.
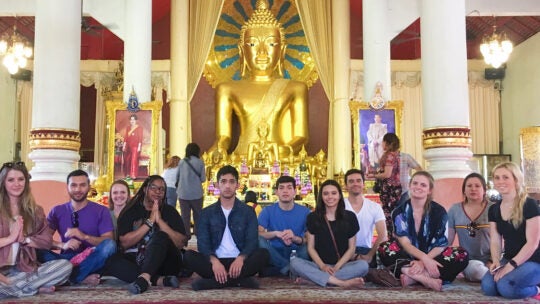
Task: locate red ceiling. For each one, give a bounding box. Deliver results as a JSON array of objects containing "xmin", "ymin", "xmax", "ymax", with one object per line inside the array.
[{"xmin": 1, "ymin": 0, "xmax": 539, "ymax": 61}]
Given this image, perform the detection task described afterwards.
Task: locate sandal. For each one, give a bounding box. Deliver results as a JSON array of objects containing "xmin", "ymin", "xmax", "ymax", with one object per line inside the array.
[{"xmin": 128, "ymin": 276, "xmax": 149, "ymax": 295}]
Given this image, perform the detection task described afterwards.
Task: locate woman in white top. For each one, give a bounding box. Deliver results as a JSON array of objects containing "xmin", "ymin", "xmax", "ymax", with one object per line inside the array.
[{"xmin": 161, "ymin": 156, "xmax": 180, "ymax": 208}]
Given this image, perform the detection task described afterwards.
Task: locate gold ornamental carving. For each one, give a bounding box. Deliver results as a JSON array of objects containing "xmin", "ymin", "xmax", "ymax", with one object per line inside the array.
[
  {"xmin": 520, "ymin": 126, "xmax": 540, "ymax": 193},
  {"xmin": 423, "ymin": 127, "xmax": 471, "ymax": 149},
  {"xmin": 29, "ymin": 128, "xmax": 81, "ymax": 151}
]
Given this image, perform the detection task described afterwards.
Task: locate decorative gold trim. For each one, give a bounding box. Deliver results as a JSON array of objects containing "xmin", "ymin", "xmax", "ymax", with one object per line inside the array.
[
  {"xmin": 520, "ymin": 126, "xmax": 540, "ymax": 193},
  {"xmin": 29, "ymin": 128, "xmax": 81, "ymax": 151},
  {"xmin": 348, "ymin": 100, "xmax": 404, "ymax": 170},
  {"xmin": 105, "ymin": 100, "xmax": 163, "ymax": 188},
  {"xmin": 422, "ymin": 127, "xmax": 471, "ymax": 149}
]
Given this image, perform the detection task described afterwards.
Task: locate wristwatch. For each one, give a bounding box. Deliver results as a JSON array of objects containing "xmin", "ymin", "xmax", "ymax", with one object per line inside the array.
[{"xmin": 508, "ymin": 259, "xmax": 518, "ymax": 268}]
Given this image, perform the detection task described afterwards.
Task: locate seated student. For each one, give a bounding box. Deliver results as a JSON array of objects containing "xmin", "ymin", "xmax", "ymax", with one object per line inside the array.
[
  {"xmin": 344, "ymin": 169, "xmax": 387, "ymax": 268},
  {"xmin": 184, "ymin": 165, "xmax": 269, "ymax": 291},
  {"xmin": 290, "ymin": 179, "xmax": 368, "ymax": 288},
  {"xmin": 448, "ymin": 173, "xmax": 492, "ymax": 282},
  {"xmin": 481, "ymin": 162, "xmax": 540, "ymax": 300},
  {"xmin": 37, "ymin": 170, "xmax": 116, "ymax": 286},
  {"xmin": 258, "ymin": 175, "xmax": 311, "ymax": 276},
  {"xmin": 110, "ymin": 175, "xmax": 188, "ymax": 294},
  {"xmin": 378, "ymin": 171, "xmax": 469, "ymax": 291},
  {"xmin": 0, "ymin": 161, "xmax": 72, "ymax": 298},
  {"xmin": 108, "ymin": 179, "xmax": 131, "ymax": 238}
]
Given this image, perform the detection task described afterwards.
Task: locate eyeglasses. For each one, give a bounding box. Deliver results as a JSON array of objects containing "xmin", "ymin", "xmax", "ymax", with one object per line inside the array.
[
  {"xmin": 0, "ymin": 161, "xmax": 26, "ymax": 172},
  {"xmin": 466, "ymin": 221, "xmax": 479, "ymax": 237},
  {"xmin": 148, "ymin": 184, "xmax": 166, "ymax": 193},
  {"xmin": 71, "ymin": 211, "xmax": 79, "ymax": 228}
]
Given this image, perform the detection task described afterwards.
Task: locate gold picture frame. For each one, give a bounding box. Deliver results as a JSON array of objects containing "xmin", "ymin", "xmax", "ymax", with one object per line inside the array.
[
  {"xmin": 105, "ymin": 99, "xmax": 162, "ymax": 188},
  {"xmin": 349, "ymin": 100, "xmax": 404, "ymax": 174}
]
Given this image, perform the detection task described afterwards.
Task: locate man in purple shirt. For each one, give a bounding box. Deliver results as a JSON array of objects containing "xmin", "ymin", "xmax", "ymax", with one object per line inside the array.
[{"xmin": 37, "ymin": 170, "xmax": 116, "ymax": 285}]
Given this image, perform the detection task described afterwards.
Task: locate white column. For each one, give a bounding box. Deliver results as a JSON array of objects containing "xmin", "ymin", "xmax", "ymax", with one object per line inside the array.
[
  {"xmin": 332, "ymin": 0, "xmax": 352, "ymax": 175},
  {"xmin": 421, "ymin": 0, "xmax": 472, "ymax": 179},
  {"xmin": 169, "ymin": 0, "xmax": 189, "ymax": 156},
  {"xmin": 363, "ymin": 0, "xmax": 392, "ymax": 100},
  {"xmin": 124, "ymin": 0, "xmax": 152, "ymax": 103},
  {"xmin": 28, "ymin": 0, "xmax": 81, "ymax": 181}
]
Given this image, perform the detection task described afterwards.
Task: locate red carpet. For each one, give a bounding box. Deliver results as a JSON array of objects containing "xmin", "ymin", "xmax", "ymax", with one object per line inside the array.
[{"xmin": 1, "ymin": 276, "xmax": 538, "ymax": 304}]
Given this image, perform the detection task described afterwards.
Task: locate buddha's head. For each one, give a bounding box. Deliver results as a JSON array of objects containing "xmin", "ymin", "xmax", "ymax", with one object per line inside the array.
[
  {"xmin": 239, "ymin": 0, "xmax": 286, "ymax": 79},
  {"xmin": 257, "ymin": 122, "xmax": 270, "ymax": 139}
]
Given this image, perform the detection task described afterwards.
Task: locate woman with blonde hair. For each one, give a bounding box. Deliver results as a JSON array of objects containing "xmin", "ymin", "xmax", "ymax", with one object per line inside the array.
[
  {"xmin": 108, "ymin": 179, "xmax": 131, "ymax": 237},
  {"xmin": 481, "ymin": 162, "xmax": 540, "ymax": 300},
  {"xmin": 161, "ymin": 156, "xmax": 181, "ymax": 208},
  {"xmin": 0, "ymin": 162, "xmax": 72, "ymax": 298}
]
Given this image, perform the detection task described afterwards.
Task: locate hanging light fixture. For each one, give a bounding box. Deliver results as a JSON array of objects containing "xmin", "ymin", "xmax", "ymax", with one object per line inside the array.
[
  {"xmin": 0, "ymin": 24, "xmax": 33, "ymax": 75},
  {"xmin": 480, "ymin": 18, "xmax": 513, "ymax": 69}
]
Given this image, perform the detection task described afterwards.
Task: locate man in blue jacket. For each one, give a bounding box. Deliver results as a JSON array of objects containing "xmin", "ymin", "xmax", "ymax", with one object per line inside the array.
[{"xmin": 184, "ymin": 165, "xmax": 268, "ymax": 290}]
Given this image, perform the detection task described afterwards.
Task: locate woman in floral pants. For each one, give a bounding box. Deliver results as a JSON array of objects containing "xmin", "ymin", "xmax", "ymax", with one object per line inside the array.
[{"xmin": 378, "ymin": 171, "xmax": 469, "ymax": 291}]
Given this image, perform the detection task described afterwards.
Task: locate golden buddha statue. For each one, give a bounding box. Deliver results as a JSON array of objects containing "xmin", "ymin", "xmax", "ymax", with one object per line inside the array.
[
  {"xmin": 248, "ymin": 122, "xmax": 279, "ymax": 169},
  {"xmin": 210, "ymin": 0, "xmax": 309, "ymax": 159}
]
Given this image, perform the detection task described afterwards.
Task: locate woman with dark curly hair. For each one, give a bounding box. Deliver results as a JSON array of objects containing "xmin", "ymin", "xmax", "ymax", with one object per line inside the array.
[{"xmin": 378, "ymin": 171, "xmax": 469, "ymax": 291}]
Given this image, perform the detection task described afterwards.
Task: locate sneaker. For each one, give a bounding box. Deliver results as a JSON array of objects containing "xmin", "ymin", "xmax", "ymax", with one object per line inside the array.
[
  {"xmin": 236, "ymin": 277, "xmax": 260, "ymax": 289},
  {"xmin": 163, "ymin": 276, "xmax": 179, "ymax": 288},
  {"xmin": 128, "ymin": 277, "xmax": 149, "ymax": 295},
  {"xmin": 191, "ymin": 278, "xmax": 222, "ymax": 291}
]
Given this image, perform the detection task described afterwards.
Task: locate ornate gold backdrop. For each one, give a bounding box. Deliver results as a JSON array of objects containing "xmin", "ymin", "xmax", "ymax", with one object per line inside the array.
[{"xmin": 204, "ymin": 0, "xmax": 318, "ymax": 88}]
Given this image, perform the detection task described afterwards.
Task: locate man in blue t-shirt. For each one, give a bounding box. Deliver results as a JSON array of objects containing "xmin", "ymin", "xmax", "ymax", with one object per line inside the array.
[{"xmin": 258, "ymin": 175, "xmax": 311, "ymax": 276}]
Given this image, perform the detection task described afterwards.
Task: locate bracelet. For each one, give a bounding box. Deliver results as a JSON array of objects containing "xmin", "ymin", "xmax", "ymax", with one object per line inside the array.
[
  {"xmin": 144, "ymin": 219, "xmax": 154, "ymax": 229},
  {"xmin": 508, "ymin": 259, "xmax": 518, "ymax": 268}
]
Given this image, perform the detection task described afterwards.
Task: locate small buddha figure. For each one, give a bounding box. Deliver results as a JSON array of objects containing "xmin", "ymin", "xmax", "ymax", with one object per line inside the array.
[
  {"xmin": 311, "ymin": 150, "xmax": 327, "ymax": 193},
  {"xmin": 248, "ymin": 122, "xmax": 279, "ymax": 170},
  {"xmin": 210, "ymin": 0, "xmax": 309, "ymax": 159}
]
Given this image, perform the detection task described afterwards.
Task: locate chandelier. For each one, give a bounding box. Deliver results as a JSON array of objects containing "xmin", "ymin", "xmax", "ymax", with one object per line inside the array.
[
  {"xmin": 0, "ymin": 25, "xmax": 33, "ymax": 74},
  {"xmin": 480, "ymin": 23, "xmax": 513, "ymax": 69}
]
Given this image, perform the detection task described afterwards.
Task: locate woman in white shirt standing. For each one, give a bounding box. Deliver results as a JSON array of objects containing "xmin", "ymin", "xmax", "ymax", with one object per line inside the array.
[{"xmin": 161, "ymin": 156, "xmax": 180, "ymax": 208}]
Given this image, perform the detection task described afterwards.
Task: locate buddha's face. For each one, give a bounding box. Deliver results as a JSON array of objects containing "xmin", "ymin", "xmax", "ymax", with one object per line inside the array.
[{"xmin": 242, "ymin": 27, "xmax": 282, "ymax": 76}]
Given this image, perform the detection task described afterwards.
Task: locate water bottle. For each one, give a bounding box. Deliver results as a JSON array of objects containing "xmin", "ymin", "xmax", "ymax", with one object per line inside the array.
[{"xmin": 289, "ymin": 249, "xmax": 297, "ymax": 280}]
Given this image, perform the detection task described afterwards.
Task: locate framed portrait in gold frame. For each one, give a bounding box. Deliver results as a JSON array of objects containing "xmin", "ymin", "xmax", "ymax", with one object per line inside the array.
[
  {"xmin": 349, "ymin": 100, "xmax": 403, "ymax": 175},
  {"xmin": 105, "ymin": 99, "xmax": 162, "ymax": 188}
]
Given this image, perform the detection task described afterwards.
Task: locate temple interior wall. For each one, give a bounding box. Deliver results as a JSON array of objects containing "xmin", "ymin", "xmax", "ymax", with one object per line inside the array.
[{"xmin": 0, "ymin": 33, "xmax": 539, "ymax": 173}]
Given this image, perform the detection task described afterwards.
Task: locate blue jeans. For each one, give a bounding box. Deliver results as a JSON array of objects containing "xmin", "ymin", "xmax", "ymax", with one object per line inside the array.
[
  {"xmin": 481, "ymin": 261, "xmax": 540, "ymax": 299},
  {"xmin": 166, "ymin": 187, "xmax": 178, "ymax": 208},
  {"xmin": 258, "ymin": 236, "xmax": 308, "ymax": 275},
  {"xmin": 38, "ymin": 239, "xmax": 116, "ymax": 284}
]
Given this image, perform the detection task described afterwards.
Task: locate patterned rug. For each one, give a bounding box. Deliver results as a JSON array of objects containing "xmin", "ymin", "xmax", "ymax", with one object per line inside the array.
[{"xmin": 2, "ymin": 276, "xmax": 538, "ymax": 304}]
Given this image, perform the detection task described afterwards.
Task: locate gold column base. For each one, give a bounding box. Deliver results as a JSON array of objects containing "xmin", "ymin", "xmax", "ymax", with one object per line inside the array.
[
  {"xmin": 29, "ymin": 128, "xmax": 81, "ymax": 152},
  {"xmin": 423, "ymin": 127, "xmax": 471, "ymax": 149}
]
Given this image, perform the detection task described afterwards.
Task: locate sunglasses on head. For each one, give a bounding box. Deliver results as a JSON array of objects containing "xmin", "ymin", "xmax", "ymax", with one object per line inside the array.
[
  {"xmin": 71, "ymin": 211, "xmax": 79, "ymax": 228},
  {"xmin": 1, "ymin": 161, "xmax": 26, "ymax": 172}
]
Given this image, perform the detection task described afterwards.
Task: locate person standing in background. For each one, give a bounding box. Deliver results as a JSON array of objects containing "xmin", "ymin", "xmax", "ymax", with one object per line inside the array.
[
  {"xmin": 368, "ymin": 133, "xmax": 402, "ymax": 236},
  {"xmin": 176, "ymin": 143, "xmax": 206, "ymax": 239},
  {"xmin": 398, "ymin": 151, "xmax": 422, "ymax": 206},
  {"xmin": 162, "ymin": 156, "xmax": 181, "ymax": 208}
]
